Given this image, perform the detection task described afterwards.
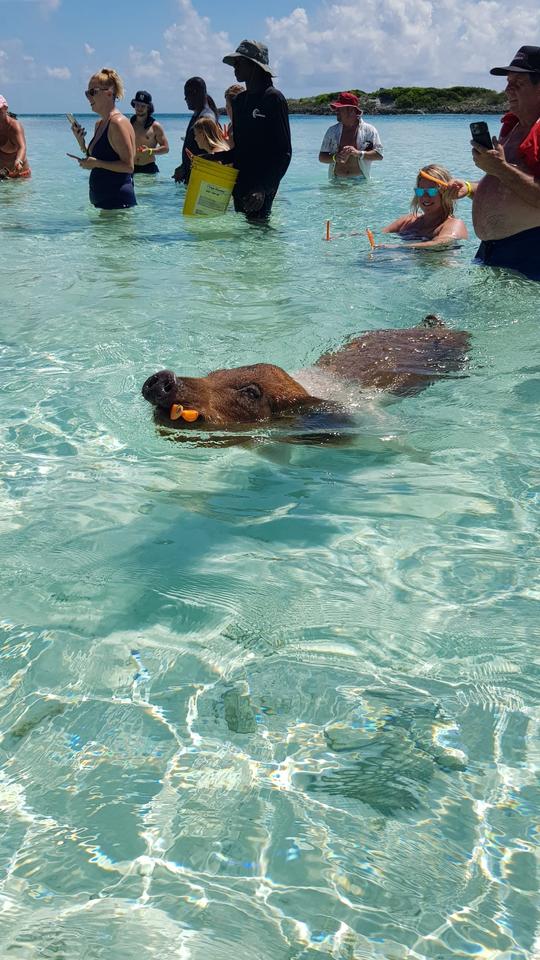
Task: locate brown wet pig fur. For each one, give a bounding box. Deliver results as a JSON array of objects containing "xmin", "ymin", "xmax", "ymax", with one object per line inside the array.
[{"xmin": 142, "ymin": 317, "xmax": 470, "ymax": 428}]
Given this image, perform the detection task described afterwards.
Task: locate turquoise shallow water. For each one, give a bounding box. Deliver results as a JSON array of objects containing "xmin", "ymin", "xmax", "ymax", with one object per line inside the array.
[{"xmin": 0, "ymin": 114, "xmax": 539, "ymax": 959}]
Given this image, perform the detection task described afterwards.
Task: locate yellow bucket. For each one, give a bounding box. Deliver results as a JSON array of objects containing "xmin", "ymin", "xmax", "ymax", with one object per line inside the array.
[{"xmin": 183, "ymin": 156, "xmax": 238, "ymax": 217}]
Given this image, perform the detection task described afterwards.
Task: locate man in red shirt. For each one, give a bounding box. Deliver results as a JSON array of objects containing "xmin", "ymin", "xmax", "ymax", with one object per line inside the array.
[{"xmin": 454, "ymin": 46, "xmax": 540, "ymax": 280}]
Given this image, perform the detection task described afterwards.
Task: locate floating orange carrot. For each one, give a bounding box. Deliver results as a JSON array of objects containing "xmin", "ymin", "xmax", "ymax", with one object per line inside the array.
[
  {"xmin": 366, "ymin": 228, "xmax": 376, "ymax": 249},
  {"xmin": 170, "ymin": 404, "xmax": 200, "ymax": 422}
]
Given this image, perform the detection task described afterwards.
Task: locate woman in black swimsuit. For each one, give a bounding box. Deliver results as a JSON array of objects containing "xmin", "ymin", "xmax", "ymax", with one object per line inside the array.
[{"xmin": 68, "ymin": 68, "xmax": 136, "ymax": 210}]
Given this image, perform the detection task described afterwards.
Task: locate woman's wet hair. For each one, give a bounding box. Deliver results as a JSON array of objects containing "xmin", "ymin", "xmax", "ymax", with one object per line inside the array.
[
  {"xmin": 193, "ymin": 116, "xmax": 229, "ymax": 151},
  {"xmin": 91, "ymin": 68, "xmax": 124, "ymax": 100},
  {"xmin": 411, "ymin": 163, "xmax": 455, "ymax": 218}
]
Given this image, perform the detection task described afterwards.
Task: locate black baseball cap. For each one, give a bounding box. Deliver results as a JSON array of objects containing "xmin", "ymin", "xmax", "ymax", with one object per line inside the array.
[{"xmin": 490, "ymin": 46, "xmax": 540, "ymax": 75}]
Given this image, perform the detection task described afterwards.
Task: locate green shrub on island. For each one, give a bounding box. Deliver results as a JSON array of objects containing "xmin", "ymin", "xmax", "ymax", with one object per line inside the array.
[{"xmin": 287, "ymin": 86, "xmax": 507, "ymax": 115}]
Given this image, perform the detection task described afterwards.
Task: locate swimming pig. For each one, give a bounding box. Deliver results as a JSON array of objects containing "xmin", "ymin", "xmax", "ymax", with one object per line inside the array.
[{"xmin": 142, "ymin": 316, "xmax": 469, "ymax": 430}]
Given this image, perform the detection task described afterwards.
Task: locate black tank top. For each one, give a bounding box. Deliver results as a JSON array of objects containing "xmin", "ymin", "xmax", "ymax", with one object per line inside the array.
[{"xmin": 89, "ymin": 120, "xmax": 136, "ymax": 210}]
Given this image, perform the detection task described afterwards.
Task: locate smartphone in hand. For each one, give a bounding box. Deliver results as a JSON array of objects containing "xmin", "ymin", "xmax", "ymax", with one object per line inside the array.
[
  {"xmin": 470, "ymin": 121, "xmax": 493, "ymax": 150},
  {"xmin": 66, "ymin": 113, "xmax": 76, "ymax": 127}
]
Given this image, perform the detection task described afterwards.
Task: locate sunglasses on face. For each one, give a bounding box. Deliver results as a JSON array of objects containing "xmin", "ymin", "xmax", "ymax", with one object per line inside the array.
[
  {"xmin": 85, "ymin": 87, "xmax": 108, "ymax": 99},
  {"xmin": 414, "ymin": 187, "xmax": 440, "ymax": 197}
]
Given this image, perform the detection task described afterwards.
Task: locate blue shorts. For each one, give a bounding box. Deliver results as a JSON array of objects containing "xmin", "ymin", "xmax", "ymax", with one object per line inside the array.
[{"xmin": 475, "ymin": 225, "xmax": 540, "ymax": 281}]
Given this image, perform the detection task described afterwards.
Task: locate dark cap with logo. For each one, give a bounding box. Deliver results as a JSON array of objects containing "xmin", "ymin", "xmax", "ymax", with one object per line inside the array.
[
  {"xmin": 490, "ymin": 46, "xmax": 540, "ymax": 75},
  {"xmin": 131, "ymin": 90, "xmax": 154, "ymax": 108},
  {"xmin": 223, "ymin": 40, "xmax": 274, "ymax": 75}
]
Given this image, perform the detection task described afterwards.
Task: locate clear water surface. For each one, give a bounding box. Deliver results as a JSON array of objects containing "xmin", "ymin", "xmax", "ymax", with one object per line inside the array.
[{"xmin": 0, "ymin": 114, "xmax": 539, "ymax": 959}]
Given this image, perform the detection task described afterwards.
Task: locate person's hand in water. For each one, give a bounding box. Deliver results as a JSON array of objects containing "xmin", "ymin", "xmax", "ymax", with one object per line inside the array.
[
  {"xmin": 172, "ymin": 164, "xmax": 185, "ymax": 182},
  {"xmin": 243, "ymin": 190, "xmax": 265, "ymax": 212}
]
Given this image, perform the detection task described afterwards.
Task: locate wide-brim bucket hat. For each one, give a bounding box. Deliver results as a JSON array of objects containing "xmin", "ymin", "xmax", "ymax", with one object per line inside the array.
[{"xmin": 223, "ymin": 40, "xmax": 274, "ymax": 76}]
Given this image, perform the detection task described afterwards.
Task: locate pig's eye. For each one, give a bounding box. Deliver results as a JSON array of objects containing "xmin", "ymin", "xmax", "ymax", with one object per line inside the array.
[{"xmin": 239, "ymin": 384, "xmax": 262, "ymax": 401}]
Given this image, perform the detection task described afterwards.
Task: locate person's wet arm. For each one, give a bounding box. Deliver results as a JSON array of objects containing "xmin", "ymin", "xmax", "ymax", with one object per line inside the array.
[
  {"xmin": 13, "ymin": 121, "xmax": 27, "ymax": 169},
  {"xmin": 152, "ymin": 123, "xmax": 169, "ymax": 156},
  {"xmin": 382, "ymin": 215, "xmax": 412, "ymax": 234}
]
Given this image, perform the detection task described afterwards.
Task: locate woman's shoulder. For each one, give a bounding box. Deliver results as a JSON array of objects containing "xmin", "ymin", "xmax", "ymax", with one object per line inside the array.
[
  {"xmin": 110, "ymin": 111, "xmax": 130, "ymax": 126},
  {"xmin": 435, "ymin": 216, "xmax": 468, "ymax": 239}
]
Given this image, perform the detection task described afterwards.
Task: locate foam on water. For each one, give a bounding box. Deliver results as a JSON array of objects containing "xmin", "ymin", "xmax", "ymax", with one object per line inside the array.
[{"xmin": 0, "ymin": 114, "xmax": 539, "ymax": 958}]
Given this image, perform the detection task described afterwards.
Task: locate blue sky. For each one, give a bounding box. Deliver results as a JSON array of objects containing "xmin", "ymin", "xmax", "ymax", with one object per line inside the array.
[{"xmin": 1, "ymin": 0, "xmax": 532, "ymax": 112}]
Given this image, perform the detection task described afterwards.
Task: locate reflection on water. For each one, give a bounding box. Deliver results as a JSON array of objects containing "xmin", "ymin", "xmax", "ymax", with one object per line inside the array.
[{"xmin": 0, "ymin": 115, "xmax": 539, "ymax": 959}]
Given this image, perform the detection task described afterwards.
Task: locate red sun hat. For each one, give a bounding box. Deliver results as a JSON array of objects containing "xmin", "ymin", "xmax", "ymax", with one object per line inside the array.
[{"xmin": 330, "ymin": 92, "xmax": 361, "ymax": 111}]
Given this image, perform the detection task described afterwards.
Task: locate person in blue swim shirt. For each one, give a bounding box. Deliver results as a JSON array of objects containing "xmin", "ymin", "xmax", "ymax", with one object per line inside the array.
[{"xmin": 68, "ymin": 68, "xmax": 136, "ymax": 210}]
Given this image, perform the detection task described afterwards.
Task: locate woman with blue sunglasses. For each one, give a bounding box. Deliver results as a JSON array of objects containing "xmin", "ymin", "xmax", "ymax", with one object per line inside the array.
[{"xmin": 381, "ymin": 164, "xmax": 467, "ymax": 248}]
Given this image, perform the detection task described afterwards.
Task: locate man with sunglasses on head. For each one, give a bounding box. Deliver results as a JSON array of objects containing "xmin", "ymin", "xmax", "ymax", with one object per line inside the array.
[
  {"xmin": 451, "ymin": 47, "xmax": 540, "ymax": 280},
  {"xmin": 319, "ymin": 92, "xmax": 383, "ymax": 180}
]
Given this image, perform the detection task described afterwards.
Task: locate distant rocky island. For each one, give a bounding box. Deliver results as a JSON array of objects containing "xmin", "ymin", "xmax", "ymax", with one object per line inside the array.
[{"xmin": 287, "ymin": 86, "xmax": 507, "ymax": 115}]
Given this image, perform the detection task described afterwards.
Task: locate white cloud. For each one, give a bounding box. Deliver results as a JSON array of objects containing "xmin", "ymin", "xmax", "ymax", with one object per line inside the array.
[
  {"xmin": 124, "ymin": 0, "xmax": 233, "ymax": 102},
  {"xmin": 0, "ymin": 49, "xmax": 8, "ymax": 85},
  {"xmin": 46, "ymin": 66, "xmax": 71, "ymax": 80},
  {"xmin": 40, "ymin": 0, "xmax": 61, "ymax": 13},
  {"xmin": 128, "ymin": 45, "xmax": 164, "ymax": 79},
  {"xmin": 162, "ymin": 0, "xmax": 232, "ymax": 89},
  {"xmin": 265, "ymin": 0, "xmax": 537, "ymax": 92},
  {"xmin": 0, "ymin": 40, "xmax": 38, "ymax": 86},
  {"xmin": 84, "ymin": 43, "xmax": 95, "ymax": 56}
]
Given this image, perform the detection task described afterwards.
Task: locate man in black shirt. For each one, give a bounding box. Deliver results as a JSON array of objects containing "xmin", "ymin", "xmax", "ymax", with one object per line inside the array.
[{"xmin": 221, "ymin": 40, "xmax": 292, "ymax": 220}]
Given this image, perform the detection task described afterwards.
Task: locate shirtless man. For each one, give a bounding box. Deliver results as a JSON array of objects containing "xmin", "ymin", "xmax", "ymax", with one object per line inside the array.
[
  {"xmin": 319, "ymin": 92, "xmax": 382, "ymax": 180},
  {"xmin": 452, "ymin": 47, "xmax": 540, "ymax": 280},
  {"xmin": 0, "ymin": 95, "xmax": 30, "ymax": 179},
  {"xmin": 130, "ymin": 90, "xmax": 169, "ymax": 175}
]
